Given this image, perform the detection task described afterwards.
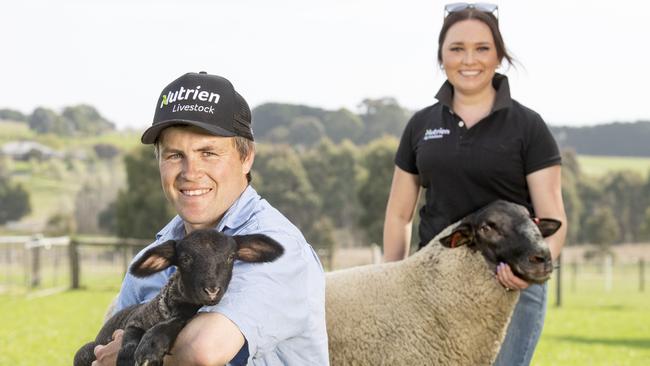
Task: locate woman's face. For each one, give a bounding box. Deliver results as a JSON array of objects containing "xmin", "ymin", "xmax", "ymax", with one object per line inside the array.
[{"xmin": 441, "ymin": 19, "xmax": 500, "ymax": 97}]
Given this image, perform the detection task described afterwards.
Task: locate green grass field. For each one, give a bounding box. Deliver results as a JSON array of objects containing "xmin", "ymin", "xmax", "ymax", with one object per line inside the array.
[
  {"xmin": 1, "ymin": 264, "xmax": 648, "ymax": 365},
  {"xmin": 577, "ymin": 155, "xmax": 650, "ymax": 178},
  {"xmin": 534, "ymin": 264, "xmax": 650, "ymax": 365}
]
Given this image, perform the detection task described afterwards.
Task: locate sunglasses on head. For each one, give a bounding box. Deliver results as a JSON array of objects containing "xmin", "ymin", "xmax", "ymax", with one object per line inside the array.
[{"xmin": 444, "ymin": 2, "xmax": 499, "ymax": 18}]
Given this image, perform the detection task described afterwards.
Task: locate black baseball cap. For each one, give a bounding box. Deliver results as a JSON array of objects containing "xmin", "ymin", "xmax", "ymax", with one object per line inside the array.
[{"xmin": 141, "ymin": 72, "xmax": 254, "ymax": 144}]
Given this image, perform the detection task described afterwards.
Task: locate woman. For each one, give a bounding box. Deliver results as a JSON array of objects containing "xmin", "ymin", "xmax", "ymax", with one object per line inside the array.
[{"xmin": 382, "ymin": 3, "xmax": 567, "ymax": 365}]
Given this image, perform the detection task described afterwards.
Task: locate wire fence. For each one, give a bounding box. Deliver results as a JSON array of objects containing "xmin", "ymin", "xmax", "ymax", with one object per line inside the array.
[
  {"xmin": 1, "ymin": 236, "xmax": 647, "ymax": 305},
  {"xmin": 0, "ymin": 235, "xmax": 148, "ymax": 294}
]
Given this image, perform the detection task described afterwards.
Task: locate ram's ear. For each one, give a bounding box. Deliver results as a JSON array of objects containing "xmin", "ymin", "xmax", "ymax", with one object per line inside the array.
[
  {"xmin": 233, "ymin": 234, "xmax": 284, "ymax": 263},
  {"xmin": 130, "ymin": 240, "xmax": 176, "ymax": 277},
  {"xmin": 440, "ymin": 222, "xmax": 474, "ymax": 248},
  {"xmin": 535, "ymin": 218, "xmax": 562, "ymax": 238}
]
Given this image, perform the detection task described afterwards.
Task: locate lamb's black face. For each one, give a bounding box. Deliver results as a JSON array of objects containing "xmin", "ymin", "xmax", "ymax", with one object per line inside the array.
[
  {"xmin": 441, "ymin": 200, "xmax": 561, "ymax": 284},
  {"xmin": 175, "ymin": 230, "xmax": 237, "ymax": 306},
  {"xmin": 130, "ymin": 229, "xmax": 284, "ymax": 306}
]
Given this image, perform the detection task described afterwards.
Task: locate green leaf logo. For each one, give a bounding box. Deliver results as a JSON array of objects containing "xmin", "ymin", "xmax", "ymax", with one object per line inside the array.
[{"xmin": 160, "ymin": 95, "xmax": 168, "ymax": 108}]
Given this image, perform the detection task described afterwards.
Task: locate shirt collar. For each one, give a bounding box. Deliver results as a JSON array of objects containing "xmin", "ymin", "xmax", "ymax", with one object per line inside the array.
[
  {"xmin": 216, "ymin": 185, "xmax": 259, "ymax": 232},
  {"xmin": 435, "ymin": 73, "xmax": 513, "ymax": 113},
  {"xmin": 155, "ymin": 185, "xmax": 260, "ymax": 240}
]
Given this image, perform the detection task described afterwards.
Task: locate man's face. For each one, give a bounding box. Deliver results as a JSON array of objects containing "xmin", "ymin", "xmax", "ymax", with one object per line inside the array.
[{"xmin": 157, "ymin": 126, "xmax": 253, "ymax": 233}]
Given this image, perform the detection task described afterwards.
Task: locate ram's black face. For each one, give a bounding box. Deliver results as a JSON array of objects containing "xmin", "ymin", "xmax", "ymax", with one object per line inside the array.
[
  {"xmin": 174, "ymin": 230, "xmax": 237, "ymax": 306},
  {"xmin": 441, "ymin": 200, "xmax": 561, "ymax": 284}
]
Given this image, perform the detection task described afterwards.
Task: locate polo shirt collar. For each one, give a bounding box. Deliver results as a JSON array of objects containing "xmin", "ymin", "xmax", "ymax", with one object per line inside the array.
[
  {"xmin": 155, "ymin": 185, "xmax": 259, "ymax": 240},
  {"xmin": 435, "ymin": 73, "xmax": 513, "ymax": 113}
]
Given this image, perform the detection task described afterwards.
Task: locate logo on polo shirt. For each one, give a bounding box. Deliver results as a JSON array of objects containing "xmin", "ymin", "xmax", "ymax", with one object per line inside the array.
[
  {"xmin": 423, "ymin": 128, "xmax": 450, "ymax": 141},
  {"xmin": 160, "ymin": 85, "xmax": 220, "ymax": 114}
]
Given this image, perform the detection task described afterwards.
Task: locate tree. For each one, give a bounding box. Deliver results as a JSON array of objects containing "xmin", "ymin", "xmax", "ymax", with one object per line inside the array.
[
  {"xmin": 265, "ymin": 126, "xmax": 290, "ymax": 144},
  {"xmin": 639, "ymin": 206, "xmax": 650, "ymax": 241},
  {"xmin": 576, "ymin": 178, "xmax": 605, "ymax": 244},
  {"xmin": 322, "ymin": 108, "xmax": 363, "ymax": 143},
  {"xmin": 0, "ymin": 158, "xmax": 9, "ymax": 179},
  {"xmin": 601, "ymin": 171, "xmax": 645, "ymax": 242},
  {"xmin": 0, "ymin": 176, "xmax": 31, "ymax": 224},
  {"xmin": 357, "ymin": 98, "xmax": 410, "ymax": 143},
  {"xmin": 583, "ymin": 206, "xmax": 620, "ymax": 251},
  {"xmin": 28, "ymin": 107, "xmax": 73, "ymax": 135},
  {"xmin": 62, "ymin": 104, "xmax": 115, "ymax": 135},
  {"xmin": 560, "ymin": 149, "xmax": 583, "ymax": 244},
  {"xmin": 111, "ymin": 146, "xmax": 175, "ymax": 239},
  {"xmin": 253, "ymin": 145, "xmax": 321, "ymax": 232},
  {"xmin": 75, "ymin": 181, "xmax": 119, "ymax": 234},
  {"xmin": 357, "ymin": 136, "xmax": 399, "ymax": 245},
  {"xmin": 302, "ymin": 139, "xmax": 361, "ymax": 228},
  {"xmin": 305, "ymin": 217, "xmax": 336, "ymax": 269},
  {"xmin": 252, "ymin": 103, "xmax": 327, "ymax": 140},
  {"xmin": 287, "ymin": 117, "xmax": 326, "ymax": 147},
  {"xmin": 0, "ymin": 108, "xmax": 27, "ymax": 122}
]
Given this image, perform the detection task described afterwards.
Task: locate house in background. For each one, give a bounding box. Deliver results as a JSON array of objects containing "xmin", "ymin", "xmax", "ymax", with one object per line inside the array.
[{"xmin": 0, "ymin": 141, "xmax": 64, "ymax": 161}]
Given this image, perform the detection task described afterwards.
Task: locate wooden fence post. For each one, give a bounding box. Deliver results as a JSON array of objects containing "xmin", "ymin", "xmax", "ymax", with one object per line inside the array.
[
  {"xmin": 30, "ymin": 245, "xmax": 41, "ymax": 288},
  {"xmin": 641, "ymin": 258, "xmax": 645, "ymax": 293},
  {"xmin": 555, "ymin": 254, "xmax": 562, "ymax": 307},
  {"xmin": 69, "ymin": 239, "xmax": 80, "ymax": 289},
  {"xmin": 371, "ymin": 244, "xmax": 382, "ymax": 264},
  {"xmin": 604, "ymin": 254, "xmax": 613, "ymax": 292},
  {"xmin": 571, "ymin": 260, "xmax": 577, "ymax": 293},
  {"xmin": 122, "ymin": 245, "xmax": 130, "ymax": 277}
]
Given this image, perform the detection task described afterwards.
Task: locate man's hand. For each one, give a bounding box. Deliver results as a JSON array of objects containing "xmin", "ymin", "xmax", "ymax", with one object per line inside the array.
[
  {"xmin": 92, "ymin": 329, "xmax": 124, "ymax": 366},
  {"xmin": 496, "ymin": 262, "xmax": 529, "ymax": 291}
]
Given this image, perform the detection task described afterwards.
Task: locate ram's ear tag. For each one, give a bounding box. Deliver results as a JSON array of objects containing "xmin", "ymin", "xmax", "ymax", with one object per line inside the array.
[{"xmin": 450, "ymin": 232, "xmax": 462, "ymax": 248}]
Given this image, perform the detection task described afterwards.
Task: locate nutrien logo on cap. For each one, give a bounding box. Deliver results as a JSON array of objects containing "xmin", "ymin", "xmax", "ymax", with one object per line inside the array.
[{"xmin": 159, "ymin": 85, "xmax": 220, "ymax": 114}]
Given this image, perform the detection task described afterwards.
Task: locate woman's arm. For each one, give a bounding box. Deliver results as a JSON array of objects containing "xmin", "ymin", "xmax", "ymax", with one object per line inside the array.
[
  {"xmin": 382, "ymin": 166, "xmax": 421, "ymax": 262},
  {"xmin": 496, "ymin": 165, "xmax": 567, "ymax": 290},
  {"xmin": 527, "ymin": 165, "xmax": 567, "ymax": 261}
]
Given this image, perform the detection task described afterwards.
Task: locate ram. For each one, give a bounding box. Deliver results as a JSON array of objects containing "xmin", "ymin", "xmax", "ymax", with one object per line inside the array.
[{"xmin": 326, "ymin": 200, "xmax": 560, "ymax": 365}]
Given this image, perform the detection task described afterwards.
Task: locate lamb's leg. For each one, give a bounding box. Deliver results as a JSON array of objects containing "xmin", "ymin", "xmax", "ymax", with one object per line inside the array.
[
  {"xmin": 73, "ymin": 341, "xmax": 98, "ymax": 366},
  {"xmin": 116, "ymin": 325, "xmax": 146, "ymax": 366},
  {"xmin": 134, "ymin": 317, "xmax": 189, "ymax": 366}
]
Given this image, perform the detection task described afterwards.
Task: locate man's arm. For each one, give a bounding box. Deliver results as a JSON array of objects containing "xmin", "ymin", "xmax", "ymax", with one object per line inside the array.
[
  {"xmin": 93, "ymin": 312, "xmax": 244, "ymax": 366},
  {"xmin": 164, "ymin": 312, "xmax": 245, "ymax": 366}
]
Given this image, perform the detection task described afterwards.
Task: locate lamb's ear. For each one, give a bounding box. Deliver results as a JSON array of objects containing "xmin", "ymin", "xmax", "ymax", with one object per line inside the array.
[
  {"xmin": 439, "ymin": 222, "xmax": 474, "ymax": 248},
  {"xmin": 535, "ymin": 218, "xmax": 562, "ymax": 238},
  {"xmin": 129, "ymin": 240, "xmax": 176, "ymax": 277},
  {"xmin": 233, "ymin": 234, "xmax": 284, "ymax": 263}
]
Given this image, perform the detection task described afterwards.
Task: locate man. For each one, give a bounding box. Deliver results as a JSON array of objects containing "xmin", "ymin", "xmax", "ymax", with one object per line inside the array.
[{"xmin": 93, "ymin": 72, "xmax": 329, "ymax": 365}]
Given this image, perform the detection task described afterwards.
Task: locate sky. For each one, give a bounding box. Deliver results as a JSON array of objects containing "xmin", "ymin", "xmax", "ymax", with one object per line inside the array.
[{"xmin": 2, "ymin": 0, "xmax": 649, "ymax": 130}]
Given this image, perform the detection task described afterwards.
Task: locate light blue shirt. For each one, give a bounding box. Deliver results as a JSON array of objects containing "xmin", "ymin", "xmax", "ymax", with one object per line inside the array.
[{"xmin": 115, "ymin": 186, "xmax": 329, "ymax": 365}]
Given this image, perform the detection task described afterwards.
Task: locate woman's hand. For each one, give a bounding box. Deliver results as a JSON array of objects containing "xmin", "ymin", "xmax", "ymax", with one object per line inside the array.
[{"xmin": 496, "ymin": 262, "xmax": 529, "ymax": 291}]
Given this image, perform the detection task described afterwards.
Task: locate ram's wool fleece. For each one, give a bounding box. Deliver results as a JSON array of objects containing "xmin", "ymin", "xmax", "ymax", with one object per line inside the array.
[{"xmin": 326, "ymin": 222, "xmax": 518, "ymax": 366}]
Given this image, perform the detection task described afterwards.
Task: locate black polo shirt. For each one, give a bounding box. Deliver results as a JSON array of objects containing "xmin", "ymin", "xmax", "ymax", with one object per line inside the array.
[{"xmin": 395, "ymin": 74, "xmax": 561, "ymax": 248}]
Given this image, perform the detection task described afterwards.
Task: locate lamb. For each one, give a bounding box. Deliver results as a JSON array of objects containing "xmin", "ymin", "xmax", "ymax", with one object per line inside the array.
[
  {"xmin": 325, "ymin": 200, "xmax": 561, "ymax": 365},
  {"xmin": 74, "ymin": 229, "xmax": 284, "ymax": 366}
]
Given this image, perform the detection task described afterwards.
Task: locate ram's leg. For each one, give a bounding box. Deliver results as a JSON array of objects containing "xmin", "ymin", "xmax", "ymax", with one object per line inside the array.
[
  {"xmin": 116, "ymin": 326, "xmax": 146, "ymax": 366},
  {"xmin": 134, "ymin": 318, "xmax": 188, "ymax": 366}
]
